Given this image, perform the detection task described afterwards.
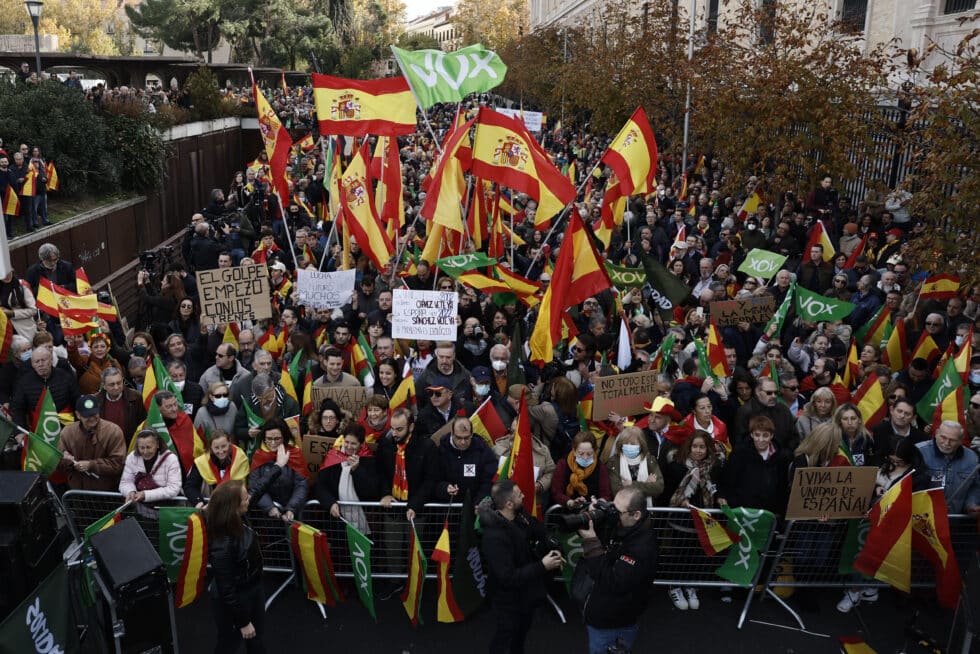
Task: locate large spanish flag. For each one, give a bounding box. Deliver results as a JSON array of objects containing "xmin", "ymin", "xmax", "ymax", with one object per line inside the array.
[
  {"xmin": 911, "ymin": 488, "xmax": 961, "ymax": 609},
  {"xmin": 420, "ymin": 119, "xmax": 474, "ymax": 233},
  {"xmin": 470, "ymin": 107, "xmax": 576, "ymax": 226},
  {"xmin": 854, "ymin": 474, "xmax": 912, "ymax": 592},
  {"xmin": 918, "ymin": 274, "xmax": 960, "ymax": 300},
  {"xmin": 340, "ymin": 143, "xmax": 394, "ymax": 271},
  {"xmin": 289, "ymin": 522, "xmax": 344, "ymax": 606},
  {"xmin": 312, "ymin": 74, "xmax": 416, "ymax": 136},
  {"xmin": 251, "ymin": 72, "xmax": 293, "ymax": 203},
  {"xmin": 431, "ymin": 520, "xmax": 465, "ymax": 623},
  {"xmin": 529, "ymin": 210, "xmax": 612, "ymax": 363},
  {"xmin": 599, "ymin": 106, "xmax": 658, "ymax": 196},
  {"xmin": 175, "ymin": 512, "xmax": 207, "ymax": 608},
  {"xmin": 495, "ymin": 264, "xmax": 541, "ymax": 307},
  {"xmin": 498, "ymin": 386, "xmax": 539, "ymax": 518}
]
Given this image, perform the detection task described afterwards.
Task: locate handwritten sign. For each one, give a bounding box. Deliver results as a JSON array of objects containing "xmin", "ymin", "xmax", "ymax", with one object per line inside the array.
[
  {"xmin": 710, "ymin": 295, "xmax": 775, "ymax": 327},
  {"xmin": 302, "ymin": 435, "xmax": 335, "ymax": 478},
  {"xmin": 591, "ymin": 369, "xmax": 663, "ymax": 421},
  {"xmin": 197, "ymin": 264, "xmax": 272, "ymax": 326},
  {"xmin": 295, "ymin": 268, "xmax": 356, "ymax": 309},
  {"xmin": 784, "ymin": 466, "xmax": 878, "ymax": 520},
  {"xmin": 310, "ymin": 385, "xmax": 369, "ymax": 417},
  {"xmin": 495, "ymin": 108, "xmax": 543, "ymax": 132},
  {"xmin": 391, "ymin": 289, "xmax": 459, "ymax": 341}
]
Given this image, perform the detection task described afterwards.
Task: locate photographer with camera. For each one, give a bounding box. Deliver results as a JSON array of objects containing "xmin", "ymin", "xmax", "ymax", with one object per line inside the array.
[
  {"xmin": 575, "ymin": 486, "xmax": 658, "ymax": 654},
  {"xmin": 188, "ymin": 221, "xmax": 227, "ymax": 272},
  {"xmin": 478, "ymin": 480, "xmax": 564, "ymax": 653}
]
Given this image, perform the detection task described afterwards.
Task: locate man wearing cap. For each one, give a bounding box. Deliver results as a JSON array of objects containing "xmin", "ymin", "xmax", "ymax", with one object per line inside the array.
[
  {"xmin": 57, "ymin": 395, "xmax": 127, "ymax": 491},
  {"xmin": 269, "ymin": 261, "xmax": 293, "ymax": 311},
  {"xmin": 416, "ymin": 375, "xmax": 464, "ymax": 441},
  {"xmin": 466, "ymin": 365, "xmax": 516, "ymax": 428},
  {"xmin": 642, "ymin": 397, "xmax": 689, "ymax": 469},
  {"xmin": 874, "ymin": 228, "xmax": 903, "ymax": 269}
]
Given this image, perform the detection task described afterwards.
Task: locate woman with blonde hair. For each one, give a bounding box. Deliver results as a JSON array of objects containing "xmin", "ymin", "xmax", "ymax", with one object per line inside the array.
[
  {"xmin": 607, "ymin": 426, "xmax": 664, "ymax": 503},
  {"xmin": 194, "ymin": 382, "xmax": 238, "ymax": 437},
  {"xmin": 792, "ymin": 422, "xmax": 850, "ymax": 473},
  {"xmin": 795, "ymin": 387, "xmax": 838, "ymax": 442}
]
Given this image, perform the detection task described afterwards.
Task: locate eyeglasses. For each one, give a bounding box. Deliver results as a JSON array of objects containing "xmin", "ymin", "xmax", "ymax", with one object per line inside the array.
[
  {"xmin": 430, "ymin": 390, "xmax": 445, "ymax": 397},
  {"xmin": 926, "ymin": 322, "xmax": 942, "ymax": 327},
  {"xmin": 834, "ymin": 279, "xmax": 846, "ymax": 284},
  {"xmin": 212, "ymin": 393, "xmax": 229, "ymax": 398},
  {"xmin": 762, "ymin": 390, "xmax": 777, "ymax": 395},
  {"xmin": 784, "ymin": 386, "xmax": 799, "ymax": 391}
]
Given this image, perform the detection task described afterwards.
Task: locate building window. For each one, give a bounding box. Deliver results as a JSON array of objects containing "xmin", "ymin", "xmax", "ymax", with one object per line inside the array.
[
  {"xmin": 944, "ymin": 0, "xmax": 976, "ymax": 13},
  {"xmin": 840, "ymin": 0, "xmax": 867, "ymax": 31},
  {"xmin": 707, "ymin": 0, "xmax": 719, "ymax": 34}
]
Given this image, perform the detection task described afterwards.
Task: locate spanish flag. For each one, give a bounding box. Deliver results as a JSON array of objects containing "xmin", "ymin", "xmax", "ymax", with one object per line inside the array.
[
  {"xmin": 83, "ymin": 508, "xmax": 123, "ymax": 541},
  {"xmin": 20, "ymin": 165, "xmax": 37, "ymax": 197},
  {"xmin": 804, "ymin": 219, "xmax": 836, "ymax": 262},
  {"xmin": 497, "ymin": 387, "xmax": 539, "ymax": 518},
  {"xmin": 312, "ymin": 73, "xmax": 416, "ymax": 137},
  {"xmin": 296, "ymin": 133, "xmax": 315, "ymax": 153},
  {"xmin": 251, "ymin": 71, "xmax": 293, "ymax": 203},
  {"xmin": 45, "ymin": 161, "xmax": 59, "ymax": 191},
  {"xmin": 400, "ymin": 522, "xmax": 427, "ymax": 627},
  {"xmin": 843, "ymin": 234, "xmax": 868, "ymax": 269},
  {"xmin": 302, "ymin": 365, "xmax": 314, "ymax": 416},
  {"xmin": 289, "ymin": 522, "xmax": 344, "ymax": 606},
  {"xmin": 851, "ymin": 372, "xmax": 888, "ymax": 429},
  {"xmin": 843, "ymin": 339, "xmax": 860, "ymax": 389},
  {"xmin": 470, "ymin": 107, "xmax": 576, "ymax": 227},
  {"xmin": 421, "ymin": 119, "xmax": 474, "ymax": 233},
  {"xmin": 174, "ymin": 512, "xmax": 208, "ymax": 608},
  {"xmin": 75, "ymin": 267, "xmax": 92, "ymax": 295},
  {"xmin": 706, "ymin": 319, "xmax": 731, "ymax": 378},
  {"xmin": 529, "ymin": 210, "xmax": 612, "ymax": 363},
  {"xmin": 0, "ymin": 309, "xmax": 12, "ymax": 362},
  {"xmin": 340, "ymin": 143, "xmax": 394, "ymax": 271},
  {"xmin": 882, "ymin": 318, "xmax": 909, "ymax": 372},
  {"xmin": 854, "ymin": 474, "xmax": 912, "ymax": 592},
  {"xmin": 690, "ymin": 506, "xmax": 739, "ymax": 555},
  {"xmin": 279, "ymin": 359, "xmax": 299, "ymax": 404},
  {"xmin": 599, "ymin": 106, "xmax": 658, "ymax": 196},
  {"xmin": 2, "ymin": 186, "xmax": 20, "ymax": 216},
  {"xmin": 737, "ymin": 190, "xmax": 763, "ymax": 222},
  {"xmin": 375, "ymin": 136, "xmax": 405, "ymax": 239},
  {"xmin": 856, "ymin": 303, "xmax": 891, "ymax": 349},
  {"xmin": 389, "ymin": 368, "xmax": 416, "ymax": 413},
  {"xmin": 918, "ymin": 274, "xmax": 960, "ymax": 301},
  {"xmin": 432, "ymin": 520, "xmax": 465, "ymax": 623},
  {"xmin": 495, "ymin": 264, "xmax": 541, "ymax": 307},
  {"xmin": 471, "ymin": 397, "xmax": 508, "ymax": 446},
  {"xmin": 910, "ymin": 330, "xmax": 940, "ymax": 365},
  {"xmin": 222, "ymin": 322, "xmax": 240, "ymax": 346},
  {"xmin": 911, "ymin": 488, "xmax": 961, "ymax": 609},
  {"xmin": 457, "ymin": 270, "xmax": 512, "ymax": 296}
]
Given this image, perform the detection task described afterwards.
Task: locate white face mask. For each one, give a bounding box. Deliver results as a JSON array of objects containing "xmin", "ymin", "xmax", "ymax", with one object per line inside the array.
[
  {"xmin": 491, "ymin": 360, "xmax": 507, "ymax": 372},
  {"xmin": 971, "ymin": 371, "xmax": 980, "ymax": 385},
  {"xmin": 173, "ymin": 380, "xmax": 186, "ymax": 391},
  {"xmin": 955, "ymin": 335, "xmax": 965, "ymax": 347},
  {"xmin": 747, "ymin": 223, "xmax": 758, "ymax": 231},
  {"xmin": 475, "ymin": 384, "xmax": 490, "ymax": 396},
  {"xmin": 212, "ymin": 396, "xmax": 230, "ymax": 409}
]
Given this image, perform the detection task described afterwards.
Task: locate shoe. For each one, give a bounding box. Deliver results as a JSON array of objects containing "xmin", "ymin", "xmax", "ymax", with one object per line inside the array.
[
  {"xmin": 379, "ymin": 581, "xmax": 405, "ymax": 600},
  {"xmin": 669, "ymin": 587, "xmax": 689, "ymax": 610},
  {"xmin": 42, "ymin": 221, "xmax": 51, "ymax": 226},
  {"xmin": 860, "ymin": 588, "xmax": 879, "ymax": 603},
  {"xmin": 685, "ymin": 587, "xmax": 700, "ymax": 610},
  {"xmin": 836, "ymin": 590, "xmax": 861, "ymax": 613},
  {"xmin": 720, "ymin": 586, "xmax": 733, "ymax": 603}
]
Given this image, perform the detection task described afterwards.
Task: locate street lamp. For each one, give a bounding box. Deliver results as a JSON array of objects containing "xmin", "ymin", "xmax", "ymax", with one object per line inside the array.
[{"xmin": 24, "ymin": 0, "xmax": 43, "ymax": 80}]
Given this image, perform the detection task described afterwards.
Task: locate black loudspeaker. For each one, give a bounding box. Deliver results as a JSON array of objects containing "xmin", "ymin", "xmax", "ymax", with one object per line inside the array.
[
  {"xmin": 0, "ymin": 524, "xmax": 64, "ymax": 617},
  {"xmin": 91, "ymin": 518, "xmax": 175, "ymax": 654},
  {"xmin": 0, "ymin": 470, "xmax": 58, "ymax": 570}
]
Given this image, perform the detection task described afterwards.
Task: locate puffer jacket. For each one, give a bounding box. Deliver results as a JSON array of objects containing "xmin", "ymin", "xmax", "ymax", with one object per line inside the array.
[
  {"xmin": 477, "ymin": 498, "xmax": 551, "ymax": 611},
  {"xmin": 579, "ymin": 512, "xmax": 658, "ymax": 629}
]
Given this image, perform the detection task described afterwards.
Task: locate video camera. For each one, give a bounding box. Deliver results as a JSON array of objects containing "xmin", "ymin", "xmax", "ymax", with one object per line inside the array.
[
  {"xmin": 138, "ymin": 245, "xmax": 176, "ymax": 283},
  {"xmin": 555, "ymin": 500, "xmax": 620, "ymax": 532}
]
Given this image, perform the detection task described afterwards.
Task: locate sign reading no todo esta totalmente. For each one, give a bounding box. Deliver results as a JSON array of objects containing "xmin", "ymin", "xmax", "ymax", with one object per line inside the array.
[
  {"xmin": 391, "ymin": 289, "xmax": 459, "ymax": 341},
  {"xmin": 197, "ymin": 264, "xmax": 272, "ymax": 326},
  {"xmin": 591, "ymin": 369, "xmax": 663, "ymax": 421}
]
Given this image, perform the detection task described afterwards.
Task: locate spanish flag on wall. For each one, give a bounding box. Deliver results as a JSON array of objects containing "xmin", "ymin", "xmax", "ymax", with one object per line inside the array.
[
  {"xmin": 312, "ymin": 74, "xmax": 416, "ymax": 137},
  {"xmin": 854, "ymin": 474, "xmax": 912, "ymax": 592},
  {"xmin": 175, "ymin": 512, "xmax": 207, "ymax": 608}
]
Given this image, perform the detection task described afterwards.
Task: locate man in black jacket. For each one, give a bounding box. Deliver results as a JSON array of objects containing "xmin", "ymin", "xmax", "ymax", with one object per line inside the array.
[
  {"xmin": 434, "ymin": 417, "xmax": 497, "ymax": 503},
  {"xmin": 578, "ymin": 486, "xmax": 658, "ymax": 654},
  {"xmin": 478, "ymin": 480, "xmax": 564, "ymax": 653}
]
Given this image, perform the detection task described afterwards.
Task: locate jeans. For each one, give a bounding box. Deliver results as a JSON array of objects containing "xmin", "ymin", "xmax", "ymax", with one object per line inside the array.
[
  {"xmin": 587, "ymin": 623, "xmax": 639, "ymax": 654},
  {"xmin": 33, "ymin": 194, "xmax": 48, "ymax": 224}
]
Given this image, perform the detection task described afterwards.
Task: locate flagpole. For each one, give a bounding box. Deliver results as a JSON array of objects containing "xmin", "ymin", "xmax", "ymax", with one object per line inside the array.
[
  {"xmin": 390, "ymin": 46, "xmax": 444, "ymax": 156},
  {"xmin": 276, "ymin": 195, "xmax": 301, "ymax": 271},
  {"xmin": 459, "ymin": 175, "xmax": 475, "ymax": 252}
]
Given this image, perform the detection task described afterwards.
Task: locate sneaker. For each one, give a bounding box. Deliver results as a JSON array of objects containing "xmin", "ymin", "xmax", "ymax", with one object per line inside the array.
[
  {"xmin": 669, "ymin": 587, "xmax": 689, "ymax": 610},
  {"xmin": 836, "ymin": 590, "xmax": 862, "ymax": 613},
  {"xmin": 720, "ymin": 586, "xmax": 733, "ymax": 603},
  {"xmin": 685, "ymin": 587, "xmax": 700, "ymax": 610},
  {"xmin": 860, "ymin": 588, "xmax": 879, "ymax": 603}
]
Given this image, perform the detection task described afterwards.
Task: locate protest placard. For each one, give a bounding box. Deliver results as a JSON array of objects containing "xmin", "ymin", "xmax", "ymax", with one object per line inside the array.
[
  {"xmin": 310, "ymin": 385, "xmax": 369, "ymax": 417},
  {"xmin": 302, "ymin": 435, "xmax": 335, "ymax": 478},
  {"xmin": 197, "ymin": 264, "xmax": 272, "ymax": 326},
  {"xmin": 591, "ymin": 369, "xmax": 663, "ymax": 421},
  {"xmin": 295, "ymin": 268, "xmax": 356, "ymax": 309},
  {"xmin": 784, "ymin": 466, "xmax": 878, "ymax": 520},
  {"xmin": 495, "ymin": 108, "xmax": 543, "ymax": 132},
  {"xmin": 391, "ymin": 289, "xmax": 459, "ymax": 341},
  {"xmin": 710, "ymin": 295, "xmax": 776, "ymax": 326}
]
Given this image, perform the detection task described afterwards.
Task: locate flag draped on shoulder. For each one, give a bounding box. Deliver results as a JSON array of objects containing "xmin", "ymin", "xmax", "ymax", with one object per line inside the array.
[
  {"xmin": 529, "ymin": 211, "xmax": 612, "ymax": 363},
  {"xmin": 470, "ymin": 107, "xmax": 575, "ymax": 226},
  {"xmin": 251, "ymin": 71, "xmax": 293, "ymax": 203},
  {"xmin": 392, "ymin": 44, "xmax": 507, "ymax": 109},
  {"xmin": 312, "ymin": 74, "xmax": 416, "ymax": 136},
  {"xmin": 340, "ymin": 143, "xmax": 394, "ymax": 271},
  {"xmin": 855, "ymin": 474, "xmax": 912, "ymax": 592}
]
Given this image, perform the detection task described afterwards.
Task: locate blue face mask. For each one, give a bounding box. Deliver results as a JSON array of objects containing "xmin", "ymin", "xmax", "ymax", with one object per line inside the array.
[
  {"xmin": 971, "ymin": 371, "xmax": 980, "ymax": 385},
  {"xmin": 621, "ymin": 444, "xmax": 641, "ymax": 458},
  {"xmin": 575, "ymin": 456, "xmax": 594, "ymax": 468},
  {"xmin": 19, "ymin": 349, "xmax": 32, "ymax": 362}
]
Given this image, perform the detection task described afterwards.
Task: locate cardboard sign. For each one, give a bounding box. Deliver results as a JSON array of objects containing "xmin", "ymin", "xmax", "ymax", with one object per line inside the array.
[
  {"xmin": 784, "ymin": 466, "xmax": 878, "ymax": 520},
  {"xmin": 391, "ymin": 289, "xmax": 459, "ymax": 341},
  {"xmin": 591, "ymin": 369, "xmax": 663, "ymax": 421},
  {"xmin": 495, "ymin": 108, "xmax": 543, "ymax": 132},
  {"xmin": 295, "ymin": 268, "xmax": 356, "ymax": 309},
  {"xmin": 710, "ymin": 295, "xmax": 775, "ymax": 327},
  {"xmin": 310, "ymin": 385, "xmax": 369, "ymax": 417},
  {"xmin": 302, "ymin": 435, "xmax": 335, "ymax": 478},
  {"xmin": 197, "ymin": 264, "xmax": 272, "ymax": 326}
]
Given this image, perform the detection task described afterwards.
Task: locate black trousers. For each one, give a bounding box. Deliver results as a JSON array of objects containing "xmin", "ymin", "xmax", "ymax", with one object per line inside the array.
[
  {"xmin": 212, "ymin": 584, "xmax": 267, "ymax": 654},
  {"xmin": 489, "ymin": 603, "xmax": 536, "ymax": 654}
]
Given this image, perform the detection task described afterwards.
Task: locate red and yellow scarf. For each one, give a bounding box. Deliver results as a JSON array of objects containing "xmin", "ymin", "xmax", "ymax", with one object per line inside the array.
[{"xmin": 392, "ymin": 435, "xmax": 411, "ymax": 501}]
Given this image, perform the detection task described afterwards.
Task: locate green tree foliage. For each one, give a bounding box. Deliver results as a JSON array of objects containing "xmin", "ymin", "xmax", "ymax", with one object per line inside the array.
[
  {"xmin": 453, "ymin": 0, "xmax": 527, "ymax": 51},
  {"xmin": 183, "ymin": 66, "xmax": 223, "ymax": 120},
  {"xmin": 396, "ymin": 31, "xmax": 442, "ymax": 51},
  {"xmin": 125, "ymin": 0, "xmax": 221, "ymax": 61},
  {"xmin": 0, "ymin": 0, "xmax": 132, "ymax": 55}
]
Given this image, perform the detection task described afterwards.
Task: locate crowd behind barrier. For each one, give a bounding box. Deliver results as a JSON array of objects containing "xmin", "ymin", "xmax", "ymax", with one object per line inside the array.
[{"xmin": 60, "ymin": 490, "xmax": 973, "ymax": 630}]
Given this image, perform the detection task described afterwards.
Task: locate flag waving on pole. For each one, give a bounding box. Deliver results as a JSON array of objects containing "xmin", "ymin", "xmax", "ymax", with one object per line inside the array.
[
  {"xmin": 392, "ymin": 44, "xmax": 507, "ymax": 108},
  {"xmin": 432, "ymin": 520, "xmax": 465, "ymax": 623},
  {"xmin": 421, "ymin": 119, "xmax": 475, "ymax": 233},
  {"xmin": 854, "ymin": 474, "xmax": 912, "ymax": 592},
  {"xmin": 400, "ymin": 521, "xmax": 427, "ymax": 627},
  {"xmin": 251, "ymin": 70, "xmax": 293, "ymax": 203},
  {"xmin": 599, "ymin": 107, "xmax": 659, "ymax": 196},
  {"xmin": 340, "ymin": 143, "xmax": 394, "ymax": 271},
  {"xmin": 312, "ymin": 74, "xmax": 417, "ymax": 136}
]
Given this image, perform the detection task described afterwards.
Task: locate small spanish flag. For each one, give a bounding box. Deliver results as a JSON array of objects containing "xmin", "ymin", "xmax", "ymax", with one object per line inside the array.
[
  {"xmin": 175, "ymin": 512, "xmax": 208, "ymax": 608},
  {"xmin": 45, "ymin": 161, "xmax": 59, "ymax": 191},
  {"xmin": 432, "ymin": 520, "xmax": 465, "ymax": 623},
  {"xmin": 690, "ymin": 506, "xmax": 739, "ymax": 555},
  {"xmin": 918, "ymin": 274, "xmax": 960, "ymax": 301},
  {"xmin": 289, "ymin": 522, "xmax": 343, "ymax": 606},
  {"xmin": 3, "ymin": 185, "xmax": 20, "ymax": 216},
  {"xmin": 400, "ymin": 522, "xmax": 427, "ymax": 627}
]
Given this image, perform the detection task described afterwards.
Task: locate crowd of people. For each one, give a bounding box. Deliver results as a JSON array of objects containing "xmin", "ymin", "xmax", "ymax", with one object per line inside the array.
[{"xmin": 4, "ymin": 87, "xmax": 979, "ymax": 651}]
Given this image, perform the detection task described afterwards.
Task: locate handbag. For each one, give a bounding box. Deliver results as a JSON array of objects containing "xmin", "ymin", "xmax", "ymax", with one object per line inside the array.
[{"xmin": 133, "ymin": 451, "xmax": 169, "ymax": 492}]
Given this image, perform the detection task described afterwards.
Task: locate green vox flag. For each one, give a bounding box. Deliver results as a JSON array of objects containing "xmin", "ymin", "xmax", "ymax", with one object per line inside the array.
[
  {"xmin": 0, "ymin": 564, "xmax": 79, "ymax": 654},
  {"xmin": 794, "ymin": 285, "xmax": 855, "ymax": 322},
  {"xmin": 557, "ymin": 529, "xmax": 584, "ymax": 594},
  {"xmin": 22, "ymin": 432, "xmax": 63, "ymax": 476},
  {"xmin": 715, "ymin": 506, "xmax": 774, "ymax": 587},
  {"xmin": 143, "ymin": 400, "xmax": 177, "ymax": 456},
  {"xmin": 392, "ymin": 44, "xmax": 507, "ymax": 109},
  {"xmin": 452, "ymin": 491, "xmax": 487, "ymax": 617},
  {"xmin": 916, "ymin": 356, "xmax": 962, "ymax": 423},
  {"xmin": 435, "ymin": 253, "xmax": 499, "ymax": 279},
  {"xmin": 838, "ymin": 518, "xmax": 872, "ymax": 576},
  {"xmin": 345, "ymin": 521, "xmax": 377, "ymax": 621},
  {"xmin": 152, "ymin": 355, "xmax": 183, "ymax": 407},
  {"xmin": 639, "ymin": 252, "xmax": 692, "ymax": 321},
  {"xmin": 763, "ymin": 282, "xmax": 795, "ymax": 336},
  {"xmin": 737, "ymin": 249, "xmax": 787, "ymax": 280},
  {"xmin": 604, "ymin": 262, "xmax": 647, "ymax": 290},
  {"xmin": 159, "ymin": 507, "xmax": 199, "ymax": 582}
]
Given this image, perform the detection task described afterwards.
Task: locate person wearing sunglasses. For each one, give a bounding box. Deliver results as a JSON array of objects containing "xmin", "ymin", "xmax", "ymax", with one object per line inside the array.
[
  {"xmin": 195, "ymin": 382, "xmax": 239, "ymax": 438},
  {"xmin": 416, "ymin": 376, "xmax": 463, "ymax": 442},
  {"xmin": 733, "ymin": 377, "xmax": 798, "ymax": 451}
]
